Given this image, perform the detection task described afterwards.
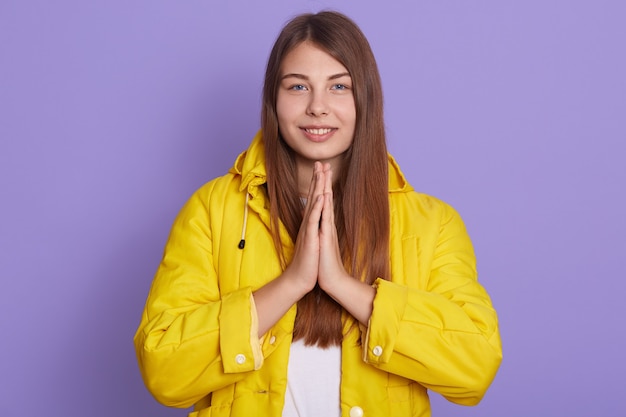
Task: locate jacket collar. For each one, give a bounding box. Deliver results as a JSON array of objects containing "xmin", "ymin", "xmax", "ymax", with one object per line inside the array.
[
  {"xmin": 230, "ymin": 130, "xmax": 267, "ymax": 196},
  {"xmin": 387, "ymin": 153, "xmax": 413, "ymax": 193},
  {"xmin": 230, "ymin": 130, "xmax": 413, "ymax": 194}
]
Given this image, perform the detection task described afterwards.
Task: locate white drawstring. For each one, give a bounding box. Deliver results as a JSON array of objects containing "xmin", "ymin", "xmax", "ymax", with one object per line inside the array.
[{"xmin": 238, "ymin": 192, "xmax": 249, "ymax": 249}]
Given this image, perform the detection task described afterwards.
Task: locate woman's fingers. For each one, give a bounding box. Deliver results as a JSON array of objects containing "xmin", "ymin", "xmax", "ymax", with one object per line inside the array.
[
  {"xmin": 289, "ymin": 162, "xmax": 340, "ymax": 293},
  {"xmin": 318, "ymin": 167, "xmax": 348, "ymax": 293},
  {"xmin": 303, "ymin": 162, "xmax": 320, "ymax": 215},
  {"xmin": 312, "ymin": 162, "xmax": 325, "ymax": 204},
  {"xmin": 287, "ymin": 163, "xmax": 326, "ymax": 292},
  {"xmin": 323, "ymin": 164, "xmax": 334, "ymax": 224},
  {"xmin": 302, "ymin": 162, "xmax": 324, "ymax": 225},
  {"xmin": 322, "ymin": 162, "xmax": 332, "ymax": 193}
]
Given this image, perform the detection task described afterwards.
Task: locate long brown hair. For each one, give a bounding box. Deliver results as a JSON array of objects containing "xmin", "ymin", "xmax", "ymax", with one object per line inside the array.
[{"xmin": 262, "ymin": 11, "xmax": 389, "ymax": 347}]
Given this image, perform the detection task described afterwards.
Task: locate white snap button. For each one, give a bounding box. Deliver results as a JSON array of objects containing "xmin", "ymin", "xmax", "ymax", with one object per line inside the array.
[
  {"xmin": 269, "ymin": 336, "xmax": 276, "ymax": 344},
  {"xmin": 349, "ymin": 406, "xmax": 364, "ymax": 417},
  {"xmin": 373, "ymin": 345, "xmax": 383, "ymax": 357},
  {"xmin": 235, "ymin": 354, "xmax": 246, "ymax": 364}
]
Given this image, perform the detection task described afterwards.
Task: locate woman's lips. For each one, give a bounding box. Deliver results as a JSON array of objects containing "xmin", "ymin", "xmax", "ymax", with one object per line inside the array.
[{"xmin": 301, "ymin": 127, "xmax": 337, "ymax": 142}]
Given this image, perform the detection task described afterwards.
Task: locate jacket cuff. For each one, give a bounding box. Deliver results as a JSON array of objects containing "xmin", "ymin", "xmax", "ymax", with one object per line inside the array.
[
  {"xmin": 219, "ymin": 287, "xmax": 263, "ymax": 373},
  {"xmin": 362, "ymin": 278, "xmax": 408, "ymax": 365}
]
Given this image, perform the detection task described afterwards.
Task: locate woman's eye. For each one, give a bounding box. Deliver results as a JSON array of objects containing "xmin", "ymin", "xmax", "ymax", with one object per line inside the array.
[
  {"xmin": 332, "ymin": 84, "xmax": 349, "ymax": 90},
  {"xmin": 290, "ymin": 84, "xmax": 307, "ymax": 91}
]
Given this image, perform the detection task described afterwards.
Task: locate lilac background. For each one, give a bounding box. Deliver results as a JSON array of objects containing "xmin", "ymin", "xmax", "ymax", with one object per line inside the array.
[{"xmin": 1, "ymin": 1, "xmax": 624, "ymax": 416}]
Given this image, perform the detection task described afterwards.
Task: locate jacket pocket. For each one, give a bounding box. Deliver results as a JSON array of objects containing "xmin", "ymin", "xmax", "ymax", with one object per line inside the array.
[
  {"xmin": 401, "ymin": 236, "xmax": 428, "ymax": 289},
  {"xmin": 388, "ymin": 384, "xmax": 411, "ymax": 415},
  {"xmin": 188, "ymin": 405, "xmax": 231, "ymax": 417},
  {"xmin": 388, "ymin": 376, "xmax": 431, "ymax": 417},
  {"xmin": 401, "ymin": 237, "xmax": 418, "ymax": 281},
  {"xmin": 188, "ymin": 408, "xmax": 210, "ymax": 417}
]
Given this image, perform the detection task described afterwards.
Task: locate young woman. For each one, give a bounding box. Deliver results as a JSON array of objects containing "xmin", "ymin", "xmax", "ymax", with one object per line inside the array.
[{"xmin": 134, "ymin": 11, "xmax": 502, "ymax": 417}]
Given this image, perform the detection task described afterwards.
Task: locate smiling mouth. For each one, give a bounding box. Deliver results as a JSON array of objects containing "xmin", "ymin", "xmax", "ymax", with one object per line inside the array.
[{"xmin": 303, "ymin": 128, "xmax": 334, "ymax": 135}]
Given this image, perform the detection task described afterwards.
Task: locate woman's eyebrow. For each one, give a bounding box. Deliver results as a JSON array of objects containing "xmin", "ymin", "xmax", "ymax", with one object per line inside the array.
[
  {"xmin": 281, "ymin": 72, "xmax": 351, "ymax": 81},
  {"xmin": 328, "ymin": 72, "xmax": 350, "ymax": 80},
  {"xmin": 281, "ymin": 73, "xmax": 308, "ymax": 81}
]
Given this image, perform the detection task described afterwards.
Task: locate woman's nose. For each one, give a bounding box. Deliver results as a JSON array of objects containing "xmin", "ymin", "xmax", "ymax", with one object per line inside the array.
[{"xmin": 306, "ymin": 91, "xmax": 329, "ymax": 116}]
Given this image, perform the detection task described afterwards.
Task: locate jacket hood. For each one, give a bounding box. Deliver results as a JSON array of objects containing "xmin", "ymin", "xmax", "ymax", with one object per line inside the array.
[{"xmin": 230, "ymin": 130, "xmax": 414, "ymax": 194}]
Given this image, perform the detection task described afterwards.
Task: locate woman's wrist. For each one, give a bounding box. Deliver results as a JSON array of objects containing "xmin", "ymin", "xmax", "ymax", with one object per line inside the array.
[{"xmin": 322, "ymin": 273, "xmax": 375, "ymax": 325}]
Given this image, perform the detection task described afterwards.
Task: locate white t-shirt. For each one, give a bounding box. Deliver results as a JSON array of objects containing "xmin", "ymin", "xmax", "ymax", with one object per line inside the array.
[{"xmin": 282, "ymin": 339, "xmax": 341, "ymax": 417}]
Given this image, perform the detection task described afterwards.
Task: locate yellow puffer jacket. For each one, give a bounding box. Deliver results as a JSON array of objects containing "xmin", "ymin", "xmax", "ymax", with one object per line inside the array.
[{"xmin": 134, "ymin": 131, "xmax": 502, "ymax": 417}]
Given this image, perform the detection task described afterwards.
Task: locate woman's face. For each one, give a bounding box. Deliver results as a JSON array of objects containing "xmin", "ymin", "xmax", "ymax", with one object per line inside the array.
[{"xmin": 276, "ymin": 41, "xmax": 356, "ymax": 172}]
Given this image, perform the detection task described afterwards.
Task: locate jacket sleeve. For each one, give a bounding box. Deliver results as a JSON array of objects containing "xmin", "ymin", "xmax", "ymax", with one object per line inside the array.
[
  {"xmin": 361, "ymin": 199, "xmax": 502, "ymax": 406},
  {"xmin": 133, "ymin": 181, "xmax": 264, "ymax": 408}
]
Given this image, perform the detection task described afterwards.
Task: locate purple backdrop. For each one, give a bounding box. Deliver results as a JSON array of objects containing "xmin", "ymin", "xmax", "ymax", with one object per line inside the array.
[{"xmin": 1, "ymin": 1, "xmax": 624, "ymax": 416}]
